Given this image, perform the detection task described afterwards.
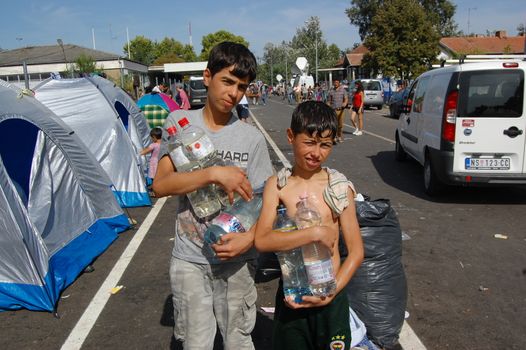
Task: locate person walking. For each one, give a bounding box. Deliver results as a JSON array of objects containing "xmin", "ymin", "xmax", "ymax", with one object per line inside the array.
[
  {"xmin": 328, "ymin": 79, "xmax": 348, "ymax": 143},
  {"xmin": 175, "ymin": 83, "xmax": 191, "ymax": 110},
  {"xmin": 153, "ymin": 42, "xmax": 273, "ymax": 350},
  {"xmin": 350, "ymin": 81, "xmax": 365, "ymax": 136}
]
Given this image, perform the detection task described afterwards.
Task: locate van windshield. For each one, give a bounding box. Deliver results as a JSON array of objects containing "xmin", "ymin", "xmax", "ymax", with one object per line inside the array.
[
  {"xmin": 363, "ymin": 81, "xmax": 382, "ymax": 91},
  {"xmin": 190, "ymin": 80, "xmax": 205, "ymax": 90},
  {"xmin": 458, "ymin": 70, "xmax": 524, "ymax": 118}
]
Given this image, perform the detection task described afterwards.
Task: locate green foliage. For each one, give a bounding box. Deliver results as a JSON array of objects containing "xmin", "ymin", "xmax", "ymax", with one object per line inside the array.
[
  {"xmin": 126, "ymin": 36, "xmax": 156, "ymax": 65},
  {"xmin": 125, "ymin": 36, "xmax": 198, "ymax": 65},
  {"xmin": 362, "ymin": 0, "xmax": 440, "ymax": 79},
  {"xmin": 346, "ymin": 0, "xmax": 459, "ymax": 39},
  {"xmin": 517, "ymin": 23, "xmax": 525, "ymax": 36},
  {"xmin": 199, "ymin": 30, "xmax": 249, "ymax": 61},
  {"xmin": 259, "ymin": 18, "xmax": 342, "ymax": 84},
  {"xmin": 346, "ymin": 0, "xmax": 383, "ymax": 41},
  {"xmin": 74, "ymin": 53, "xmax": 97, "ymax": 74},
  {"xmin": 152, "ymin": 38, "xmax": 197, "ymax": 64}
]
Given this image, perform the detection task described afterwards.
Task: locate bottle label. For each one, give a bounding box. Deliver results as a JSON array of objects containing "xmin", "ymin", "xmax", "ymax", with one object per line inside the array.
[
  {"xmin": 170, "ymin": 146, "xmax": 191, "ymax": 167},
  {"xmin": 304, "ymin": 259, "xmax": 334, "ymax": 284},
  {"xmin": 213, "ymin": 212, "xmax": 246, "ymax": 233},
  {"xmin": 185, "ymin": 135, "xmax": 214, "ymax": 160}
]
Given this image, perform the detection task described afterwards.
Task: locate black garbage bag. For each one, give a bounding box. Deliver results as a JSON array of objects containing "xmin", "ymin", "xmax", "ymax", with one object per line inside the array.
[{"xmin": 346, "ymin": 198, "xmax": 407, "ymax": 349}]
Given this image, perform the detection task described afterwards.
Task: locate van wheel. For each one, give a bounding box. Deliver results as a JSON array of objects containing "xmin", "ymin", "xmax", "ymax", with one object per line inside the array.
[
  {"xmin": 424, "ymin": 156, "xmax": 442, "ymax": 196},
  {"xmin": 395, "ymin": 133, "xmax": 407, "ymax": 161}
]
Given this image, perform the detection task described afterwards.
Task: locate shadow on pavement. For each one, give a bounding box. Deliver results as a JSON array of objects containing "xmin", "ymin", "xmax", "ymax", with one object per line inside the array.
[{"xmin": 370, "ymin": 150, "xmax": 526, "ymax": 204}]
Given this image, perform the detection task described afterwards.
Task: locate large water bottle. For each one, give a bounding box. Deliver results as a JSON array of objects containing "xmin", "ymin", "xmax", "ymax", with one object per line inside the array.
[
  {"xmin": 204, "ymin": 191, "xmax": 263, "ymax": 245},
  {"xmin": 295, "ymin": 195, "xmax": 337, "ymax": 297},
  {"xmin": 177, "ymin": 117, "xmax": 218, "ymax": 166},
  {"xmin": 274, "ymin": 205, "xmax": 312, "ymax": 303},
  {"xmin": 176, "ymin": 117, "xmax": 222, "ymax": 218},
  {"xmin": 165, "ymin": 124, "xmax": 198, "ymax": 173}
]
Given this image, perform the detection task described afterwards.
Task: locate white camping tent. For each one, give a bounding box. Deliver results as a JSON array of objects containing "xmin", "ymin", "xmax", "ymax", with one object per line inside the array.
[
  {"xmin": 85, "ymin": 75, "xmax": 151, "ymax": 176},
  {"xmin": 0, "ymin": 82, "xmax": 130, "ymax": 312},
  {"xmin": 34, "ymin": 77, "xmax": 151, "ymax": 207}
]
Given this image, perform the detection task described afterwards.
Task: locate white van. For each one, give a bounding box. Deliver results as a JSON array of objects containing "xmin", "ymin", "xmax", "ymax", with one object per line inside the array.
[{"xmin": 395, "ymin": 60, "xmax": 525, "ymax": 195}]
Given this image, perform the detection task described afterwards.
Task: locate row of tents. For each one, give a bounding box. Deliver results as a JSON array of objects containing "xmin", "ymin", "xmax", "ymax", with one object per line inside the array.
[{"xmin": 0, "ymin": 75, "xmax": 156, "ymax": 312}]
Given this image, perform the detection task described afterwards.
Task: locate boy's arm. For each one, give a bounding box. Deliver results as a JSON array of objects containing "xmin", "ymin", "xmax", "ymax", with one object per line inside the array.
[
  {"xmin": 254, "ymin": 177, "xmax": 338, "ymax": 253},
  {"xmin": 334, "ymin": 193, "xmax": 364, "ymax": 294},
  {"xmin": 152, "ymin": 155, "xmax": 252, "ymax": 200}
]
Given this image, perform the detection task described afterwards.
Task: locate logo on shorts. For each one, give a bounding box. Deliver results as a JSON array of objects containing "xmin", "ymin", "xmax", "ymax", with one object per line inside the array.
[{"xmin": 330, "ymin": 335, "xmax": 346, "ymax": 349}]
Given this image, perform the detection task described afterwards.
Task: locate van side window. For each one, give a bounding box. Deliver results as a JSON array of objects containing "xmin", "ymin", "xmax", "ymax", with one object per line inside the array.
[
  {"xmin": 412, "ymin": 76, "xmax": 430, "ymax": 113},
  {"xmin": 459, "ymin": 70, "xmax": 524, "ymax": 118},
  {"xmin": 406, "ymin": 81, "xmax": 418, "ymax": 110},
  {"xmin": 423, "ymin": 74, "xmax": 449, "ymax": 114}
]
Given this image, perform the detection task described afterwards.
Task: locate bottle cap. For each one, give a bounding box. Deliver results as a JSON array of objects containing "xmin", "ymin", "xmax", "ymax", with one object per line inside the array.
[{"xmin": 177, "ymin": 117, "xmax": 189, "ymax": 127}]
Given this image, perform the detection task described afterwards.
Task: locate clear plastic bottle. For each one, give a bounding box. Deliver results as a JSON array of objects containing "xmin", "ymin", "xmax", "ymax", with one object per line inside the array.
[
  {"xmin": 177, "ymin": 117, "xmax": 217, "ymax": 165},
  {"xmin": 165, "ymin": 124, "xmax": 198, "ymax": 173},
  {"xmin": 295, "ymin": 195, "xmax": 337, "ymax": 297},
  {"xmin": 204, "ymin": 191, "xmax": 263, "ymax": 244},
  {"xmin": 274, "ymin": 205, "xmax": 312, "ymax": 303},
  {"xmin": 176, "ymin": 117, "xmax": 222, "ymax": 218}
]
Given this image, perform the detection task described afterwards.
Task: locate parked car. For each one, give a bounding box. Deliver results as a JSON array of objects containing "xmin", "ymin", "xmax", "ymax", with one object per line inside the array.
[
  {"xmin": 350, "ymin": 79, "xmax": 384, "ymax": 109},
  {"xmin": 388, "ymin": 87, "xmax": 410, "ymax": 118},
  {"xmin": 395, "ymin": 60, "xmax": 526, "ymax": 195},
  {"xmin": 186, "ymin": 76, "xmax": 207, "ymax": 108}
]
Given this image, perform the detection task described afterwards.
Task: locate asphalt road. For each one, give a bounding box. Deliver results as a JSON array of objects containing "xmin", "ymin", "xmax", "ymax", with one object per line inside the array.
[{"xmin": 1, "ymin": 96, "xmax": 525, "ymax": 350}]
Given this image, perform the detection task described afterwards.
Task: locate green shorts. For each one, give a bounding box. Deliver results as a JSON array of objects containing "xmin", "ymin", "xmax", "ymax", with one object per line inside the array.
[{"xmin": 272, "ymin": 280, "xmax": 351, "ymax": 350}]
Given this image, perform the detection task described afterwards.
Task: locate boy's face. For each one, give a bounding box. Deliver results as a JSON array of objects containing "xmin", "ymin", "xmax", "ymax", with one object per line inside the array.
[
  {"xmin": 203, "ymin": 65, "xmax": 249, "ymax": 114},
  {"xmin": 287, "ymin": 129, "xmax": 334, "ymax": 171}
]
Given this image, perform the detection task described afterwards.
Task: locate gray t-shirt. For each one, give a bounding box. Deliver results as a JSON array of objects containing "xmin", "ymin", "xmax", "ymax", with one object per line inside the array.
[{"xmin": 162, "ymin": 108, "xmax": 273, "ymax": 264}]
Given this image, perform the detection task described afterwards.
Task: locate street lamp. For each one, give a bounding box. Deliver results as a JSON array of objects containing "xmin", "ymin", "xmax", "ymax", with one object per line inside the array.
[
  {"xmin": 57, "ymin": 39, "xmax": 71, "ymax": 78},
  {"xmin": 304, "ymin": 20, "xmax": 319, "ymax": 83}
]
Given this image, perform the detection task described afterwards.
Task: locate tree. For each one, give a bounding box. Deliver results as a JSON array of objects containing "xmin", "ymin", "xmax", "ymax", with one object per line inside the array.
[
  {"xmin": 125, "ymin": 36, "xmax": 155, "ymax": 65},
  {"xmin": 345, "ymin": 0, "xmax": 382, "ymax": 41},
  {"xmin": 74, "ymin": 54, "xmax": 97, "ymax": 74},
  {"xmin": 518, "ymin": 23, "xmax": 526, "ymax": 36},
  {"xmin": 420, "ymin": 0, "xmax": 458, "ymax": 36},
  {"xmin": 152, "ymin": 37, "xmax": 197, "ymax": 64},
  {"xmin": 346, "ymin": 0, "xmax": 458, "ymax": 39},
  {"xmin": 362, "ymin": 0, "xmax": 440, "ymax": 79},
  {"xmin": 199, "ymin": 31, "xmax": 249, "ymax": 61}
]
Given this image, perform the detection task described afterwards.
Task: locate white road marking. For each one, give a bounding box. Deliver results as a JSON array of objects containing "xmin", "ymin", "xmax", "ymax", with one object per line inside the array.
[
  {"xmin": 61, "ymin": 197, "xmax": 168, "ymax": 350},
  {"xmin": 250, "ymin": 111, "xmax": 292, "ymax": 168},
  {"xmin": 343, "ymin": 123, "xmax": 395, "ymax": 144},
  {"xmin": 251, "ymin": 110, "xmax": 427, "ymax": 350}
]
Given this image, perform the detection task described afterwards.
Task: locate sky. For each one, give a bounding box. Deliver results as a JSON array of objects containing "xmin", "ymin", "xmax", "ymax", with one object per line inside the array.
[{"xmin": 2, "ymin": 0, "xmax": 525, "ymax": 60}]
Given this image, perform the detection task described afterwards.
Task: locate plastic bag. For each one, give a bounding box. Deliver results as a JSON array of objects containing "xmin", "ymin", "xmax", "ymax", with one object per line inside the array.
[{"xmin": 346, "ymin": 198, "xmax": 407, "ymax": 349}]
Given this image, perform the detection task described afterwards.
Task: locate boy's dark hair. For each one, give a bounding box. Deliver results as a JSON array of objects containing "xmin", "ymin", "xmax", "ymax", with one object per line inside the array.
[
  {"xmin": 150, "ymin": 127, "xmax": 163, "ymax": 140},
  {"xmin": 290, "ymin": 101, "xmax": 337, "ymax": 139},
  {"xmin": 207, "ymin": 41, "xmax": 257, "ymax": 82}
]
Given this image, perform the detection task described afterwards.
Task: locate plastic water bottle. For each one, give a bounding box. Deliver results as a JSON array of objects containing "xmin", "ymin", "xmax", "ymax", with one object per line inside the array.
[
  {"xmin": 274, "ymin": 205, "xmax": 312, "ymax": 303},
  {"xmin": 176, "ymin": 117, "xmax": 222, "ymax": 218},
  {"xmin": 204, "ymin": 191, "xmax": 263, "ymax": 245},
  {"xmin": 165, "ymin": 124, "xmax": 198, "ymax": 173},
  {"xmin": 295, "ymin": 195, "xmax": 336, "ymax": 297},
  {"xmin": 177, "ymin": 117, "xmax": 217, "ymax": 165}
]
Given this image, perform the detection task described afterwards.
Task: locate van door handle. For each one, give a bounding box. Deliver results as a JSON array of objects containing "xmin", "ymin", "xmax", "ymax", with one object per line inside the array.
[
  {"xmin": 407, "ymin": 117, "xmax": 411, "ymax": 125},
  {"xmin": 503, "ymin": 126, "xmax": 523, "ymax": 138}
]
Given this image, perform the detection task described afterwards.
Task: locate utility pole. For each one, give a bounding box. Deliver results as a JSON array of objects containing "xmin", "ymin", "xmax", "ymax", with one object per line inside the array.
[{"xmin": 467, "ymin": 7, "xmax": 477, "ymax": 35}]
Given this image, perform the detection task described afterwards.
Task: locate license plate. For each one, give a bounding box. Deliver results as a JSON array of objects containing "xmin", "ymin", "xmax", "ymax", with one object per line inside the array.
[{"xmin": 465, "ymin": 157, "xmax": 510, "ymax": 170}]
